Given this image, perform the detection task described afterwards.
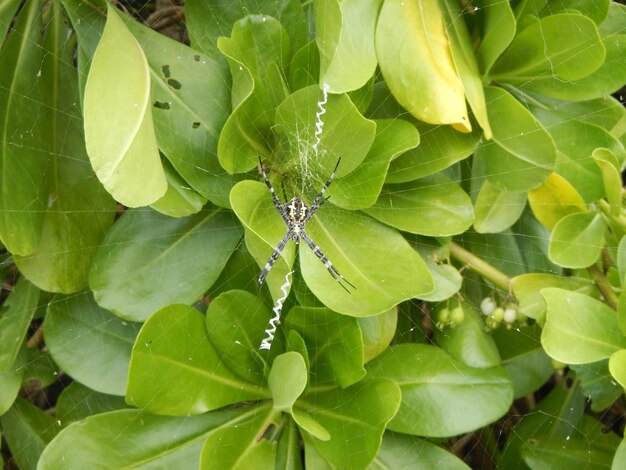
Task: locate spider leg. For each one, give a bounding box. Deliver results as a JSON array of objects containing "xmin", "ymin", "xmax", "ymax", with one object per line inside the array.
[
  {"xmin": 305, "ymin": 158, "xmax": 341, "ymax": 222},
  {"xmin": 301, "ymin": 231, "xmax": 355, "ymax": 293},
  {"xmin": 258, "ymin": 230, "xmax": 293, "ymax": 290},
  {"xmin": 259, "ymin": 157, "xmax": 289, "ymax": 224}
]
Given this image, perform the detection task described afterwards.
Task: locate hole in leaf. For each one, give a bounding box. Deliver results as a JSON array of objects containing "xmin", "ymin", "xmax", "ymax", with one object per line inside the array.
[
  {"xmin": 153, "ymin": 101, "xmax": 171, "ymax": 110},
  {"xmin": 192, "ymin": 122, "xmax": 200, "ymax": 129},
  {"xmin": 168, "ymin": 78, "xmax": 182, "ymax": 90},
  {"xmin": 194, "ymin": 55, "xmax": 200, "ymax": 62},
  {"xmin": 162, "ymin": 64, "xmax": 170, "ymax": 78}
]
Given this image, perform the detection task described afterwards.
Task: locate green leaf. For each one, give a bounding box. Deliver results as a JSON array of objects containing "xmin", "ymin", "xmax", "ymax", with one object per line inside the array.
[
  {"xmin": 376, "ymin": 0, "xmax": 470, "ymax": 131},
  {"xmin": 434, "ymin": 300, "xmax": 501, "ymax": 369},
  {"xmin": 364, "ymin": 176, "xmax": 474, "ymax": 237},
  {"xmin": 359, "ymin": 308, "xmax": 397, "ymax": 364},
  {"xmin": 89, "ymin": 207, "xmax": 242, "ymax": 322},
  {"xmin": 126, "ymin": 304, "xmax": 266, "ymax": 415},
  {"xmin": 55, "ymin": 382, "xmax": 127, "ymax": 426},
  {"xmin": 276, "ymin": 416, "xmax": 303, "ymax": 470},
  {"xmin": 528, "ymin": 172, "xmax": 586, "ymax": 231},
  {"xmin": 609, "ymin": 349, "xmax": 626, "ymax": 391},
  {"xmin": 459, "ymin": 230, "xmax": 527, "ymax": 277},
  {"xmin": 371, "ymin": 433, "xmax": 470, "ymax": 470},
  {"xmin": 45, "ymin": 292, "xmax": 140, "ymax": 396},
  {"xmin": 268, "ymin": 352, "xmax": 307, "ymax": 412},
  {"xmin": 593, "ymin": 148, "xmax": 622, "ymax": 213},
  {"xmin": 200, "ymin": 404, "xmax": 279, "ymax": 469},
  {"xmin": 0, "ymin": 398, "xmax": 59, "ymax": 470},
  {"xmin": 302, "ymin": 203, "xmax": 433, "ymax": 315},
  {"xmin": 499, "ymin": 381, "xmax": 586, "ymax": 467},
  {"xmin": 541, "ymin": 0, "xmax": 610, "ymax": 25},
  {"xmin": 0, "ymin": 277, "xmax": 38, "ymax": 371},
  {"xmin": 273, "ymin": 85, "xmax": 376, "ymax": 176},
  {"xmin": 475, "ymin": 0, "xmax": 516, "ymax": 75},
  {"xmin": 484, "ymin": 86, "xmax": 556, "ymax": 169},
  {"xmin": 473, "ymin": 180, "xmax": 526, "ymax": 233},
  {"xmin": 292, "ymin": 408, "xmax": 330, "ymax": 442},
  {"xmin": 367, "ymin": 343, "xmax": 513, "ymax": 437},
  {"xmin": 83, "ymin": 4, "xmax": 166, "ymax": 206},
  {"xmin": 330, "ymin": 119, "xmax": 420, "ymax": 210},
  {"xmin": 548, "ymin": 211, "xmax": 605, "ymax": 269},
  {"xmin": 385, "ymin": 121, "xmax": 479, "ymax": 183},
  {"xmin": 22, "ymin": 348, "xmax": 57, "ymax": 388},
  {"xmin": 39, "ymin": 407, "xmax": 252, "ymax": 469},
  {"xmin": 14, "ymin": 6, "xmax": 116, "ymax": 292},
  {"xmin": 522, "ymin": 435, "xmax": 615, "ymax": 470},
  {"xmin": 512, "ymin": 273, "xmax": 595, "ymax": 323},
  {"xmin": 619, "ymin": 236, "xmax": 626, "ymax": 290},
  {"xmin": 614, "ymin": 438, "xmax": 626, "ymax": 470},
  {"xmin": 440, "ymin": 0, "xmax": 492, "ymax": 138},
  {"xmin": 571, "ymin": 360, "xmax": 622, "ymax": 412},
  {"xmin": 150, "ymin": 160, "xmax": 207, "ymax": 217},
  {"xmin": 185, "ymin": 0, "xmax": 307, "ymax": 58},
  {"xmin": 0, "ymin": 0, "xmax": 21, "ymax": 45},
  {"xmin": 297, "ymin": 379, "xmax": 401, "ymax": 469},
  {"xmin": 123, "ymin": 18, "xmax": 236, "ymax": 208},
  {"xmin": 284, "ymin": 306, "xmax": 365, "ymax": 387},
  {"xmin": 490, "ymin": 14, "xmax": 605, "ymax": 82},
  {"xmin": 541, "ymin": 288, "xmax": 626, "ymax": 364},
  {"xmin": 217, "ymin": 15, "xmax": 290, "ymax": 173},
  {"xmin": 0, "ymin": 357, "xmax": 23, "ymax": 415},
  {"xmin": 533, "ymin": 109, "xmax": 623, "ymax": 203},
  {"xmin": 474, "ymin": 139, "xmax": 552, "ymax": 192},
  {"xmin": 315, "ymin": 0, "xmax": 381, "ymax": 93},
  {"xmin": 0, "ymin": 0, "xmax": 48, "ymax": 255},
  {"xmin": 510, "ymin": 5, "xmax": 626, "ymax": 101},
  {"xmin": 205, "ymin": 290, "xmax": 270, "ymax": 383},
  {"xmin": 493, "ymin": 325, "xmax": 554, "ymax": 398},
  {"xmin": 415, "ymin": 244, "xmax": 462, "ymax": 302}
]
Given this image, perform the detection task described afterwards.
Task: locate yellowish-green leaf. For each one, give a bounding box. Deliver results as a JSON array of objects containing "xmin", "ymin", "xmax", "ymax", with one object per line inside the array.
[
  {"xmin": 528, "ymin": 172, "xmax": 587, "ymax": 230},
  {"xmin": 83, "ymin": 4, "xmax": 166, "ymax": 206},
  {"xmin": 376, "ymin": 0, "xmax": 470, "ymax": 131}
]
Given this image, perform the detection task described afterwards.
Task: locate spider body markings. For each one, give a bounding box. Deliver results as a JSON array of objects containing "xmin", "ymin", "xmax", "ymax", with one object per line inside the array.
[{"xmin": 258, "ymin": 158, "xmax": 356, "ymax": 293}]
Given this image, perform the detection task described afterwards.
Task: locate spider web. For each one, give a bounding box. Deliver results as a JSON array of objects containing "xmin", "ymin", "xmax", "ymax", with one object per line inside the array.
[{"xmin": 0, "ymin": 1, "xmax": 625, "ymax": 469}]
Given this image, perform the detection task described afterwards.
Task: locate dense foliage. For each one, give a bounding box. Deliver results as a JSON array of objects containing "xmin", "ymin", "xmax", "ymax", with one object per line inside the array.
[{"xmin": 1, "ymin": 0, "xmax": 626, "ymax": 468}]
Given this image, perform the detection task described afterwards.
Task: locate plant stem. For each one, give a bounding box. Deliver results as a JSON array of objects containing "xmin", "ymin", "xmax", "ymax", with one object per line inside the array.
[
  {"xmin": 597, "ymin": 199, "xmax": 626, "ymax": 231},
  {"xmin": 587, "ymin": 264, "xmax": 619, "ymax": 310},
  {"xmin": 448, "ymin": 242, "xmax": 512, "ymax": 292}
]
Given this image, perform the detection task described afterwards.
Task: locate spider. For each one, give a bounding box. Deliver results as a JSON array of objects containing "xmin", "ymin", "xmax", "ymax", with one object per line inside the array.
[{"xmin": 257, "ymin": 157, "xmax": 356, "ymax": 293}]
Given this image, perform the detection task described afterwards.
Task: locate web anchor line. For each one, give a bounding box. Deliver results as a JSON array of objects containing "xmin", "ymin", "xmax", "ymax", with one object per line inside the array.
[{"xmin": 259, "ymin": 270, "xmax": 294, "ymax": 350}]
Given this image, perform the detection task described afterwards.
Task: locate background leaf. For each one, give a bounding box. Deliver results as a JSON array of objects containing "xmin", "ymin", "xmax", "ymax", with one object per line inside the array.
[
  {"xmin": 0, "ymin": 0, "xmax": 48, "ymax": 255},
  {"xmin": 89, "ymin": 207, "xmax": 242, "ymax": 322},
  {"xmin": 367, "ymin": 344, "xmax": 513, "ymax": 437},
  {"xmin": 39, "ymin": 408, "xmax": 251, "ymax": 469},
  {"xmin": 45, "ymin": 292, "xmax": 140, "ymax": 396},
  {"xmin": 14, "ymin": 5, "xmax": 116, "ymax": 292}
]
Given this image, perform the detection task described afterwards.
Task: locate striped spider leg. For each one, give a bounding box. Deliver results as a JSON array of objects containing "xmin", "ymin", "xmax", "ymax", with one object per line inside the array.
[{"xmin": 257, "ymin": 158, "xmax": 355, "ymax": 293}]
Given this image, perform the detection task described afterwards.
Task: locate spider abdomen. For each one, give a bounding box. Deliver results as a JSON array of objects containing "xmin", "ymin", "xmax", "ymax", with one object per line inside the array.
[{"xmin": 287, "ymin": 197, "xmax": 308, "ymax": 223}]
